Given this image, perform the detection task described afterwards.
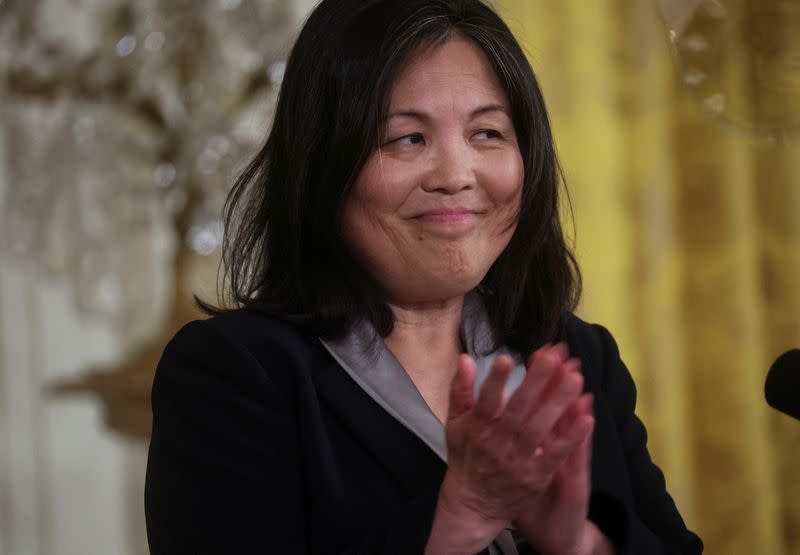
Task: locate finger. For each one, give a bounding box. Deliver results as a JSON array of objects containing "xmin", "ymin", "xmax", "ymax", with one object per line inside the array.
[
  {"xmin": 525, "ymin": 342, "xmax": 568, "ymax": 368},
  {"xmin": 550, "ymin": 342, "xmax": 570, "ymax": 364},
  {"xmin": 550, "ymin": 394, "xmax": 594, "ymax": 445},
  {"xmin": 473, "ymin": 354, "xmax": 514, "ymax": 421},
  {"xmin": 519, "ymin": 365, "xmax": 584, "ymax": 451},
  {"xmin": 447, "ymin": 354, "xmax": 476, "ymax": 421},
  {"xmin": 581, "ymin": 392, "xmax": 594, "ymax": 416},
  {"xmin": 562, "ymin": 355, "xmax": 582, "ymax": 376},
  {"xmin": 532, "ymin": 395, "xmax": 594, "ymax": 471},
  {"xmin": 504, "ymin": 345, "xmax": 563, "ymax": 425},
  {"xmin": 561, "ymin": 411, "xmax": 594, "ymax": 477},
  {"xmin": 551, "ymin": 393, "xmax": 588, "ymax": 437},
  {"xmin": 549, "ymin": 418, "xmax": 594, "ymax": 509}
]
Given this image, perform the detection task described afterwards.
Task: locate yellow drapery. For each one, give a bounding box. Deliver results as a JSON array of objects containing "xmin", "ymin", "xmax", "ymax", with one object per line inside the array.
[{"xmin": 496, "ymin": 1, "xmax": 800, "ymax": 553}]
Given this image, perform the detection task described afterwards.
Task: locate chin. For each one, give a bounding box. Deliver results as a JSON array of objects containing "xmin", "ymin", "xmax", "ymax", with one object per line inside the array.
[{"xmin": 407, "ymin": 275, "xmax": 484, "ymax": 303}]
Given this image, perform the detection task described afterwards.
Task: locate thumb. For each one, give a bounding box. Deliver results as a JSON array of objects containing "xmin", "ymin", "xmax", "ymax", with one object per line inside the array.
[{"xmin": 448, "ymin": 354, "xmax": 476, "ymax": 421}]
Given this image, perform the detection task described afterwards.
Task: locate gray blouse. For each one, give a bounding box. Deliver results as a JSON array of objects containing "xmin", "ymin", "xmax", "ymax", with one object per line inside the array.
[{"xmin": 320, "ymin": 290, "xmax": 531, "ymax": 555}]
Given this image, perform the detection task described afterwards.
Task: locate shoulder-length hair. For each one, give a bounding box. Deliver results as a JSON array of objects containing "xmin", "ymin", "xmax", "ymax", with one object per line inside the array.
[{"xmin": 203, "ymin": 0, "xmax": 581, "ymax": 355}]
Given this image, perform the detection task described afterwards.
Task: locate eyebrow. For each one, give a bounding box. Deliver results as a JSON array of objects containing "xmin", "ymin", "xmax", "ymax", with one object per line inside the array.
[{"xmin": 386, "ymin": 104, "xmax": 509, "ymax": 122}]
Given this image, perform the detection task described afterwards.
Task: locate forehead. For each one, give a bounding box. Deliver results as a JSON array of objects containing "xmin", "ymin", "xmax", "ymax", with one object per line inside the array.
[{"xmin": 387, "ymin": 37, "xmax": 510, "ymax": 110}]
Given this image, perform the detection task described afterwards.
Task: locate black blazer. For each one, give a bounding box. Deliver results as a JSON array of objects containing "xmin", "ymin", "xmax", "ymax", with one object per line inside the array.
[{"xmin": 144, "ymin": 310, "xmax": 703, "ymax": 554}]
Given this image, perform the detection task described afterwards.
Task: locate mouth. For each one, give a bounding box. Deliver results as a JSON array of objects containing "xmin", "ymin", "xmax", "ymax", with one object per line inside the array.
[
  {"xmin": 412, "ymin": 208, "xmax": 484, "ymax": 223},
  {"xmin": 413, "ymin": 208, "xmax": 483, "ymax": 219}
]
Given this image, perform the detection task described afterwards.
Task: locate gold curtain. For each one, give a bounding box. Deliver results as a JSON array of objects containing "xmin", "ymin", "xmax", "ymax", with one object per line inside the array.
[{"xmin": 496, "ymin": 1, "xmax": 800, "ymax": 553}]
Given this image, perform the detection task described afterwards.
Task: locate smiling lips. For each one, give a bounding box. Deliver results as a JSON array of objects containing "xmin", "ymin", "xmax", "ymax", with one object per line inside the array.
[{"xmin": 412, "ymin": 208, "xmax": 483, "ymax": 228}]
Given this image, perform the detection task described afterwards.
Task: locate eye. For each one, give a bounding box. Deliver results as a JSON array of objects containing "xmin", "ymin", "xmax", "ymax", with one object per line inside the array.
[
  {"xmin": 474, "ymin": 129, "xmax": 503, "ymax": 140},
  {"xmin": 392, "ymin": 133, "xmax": 425, "ymax": 146}
]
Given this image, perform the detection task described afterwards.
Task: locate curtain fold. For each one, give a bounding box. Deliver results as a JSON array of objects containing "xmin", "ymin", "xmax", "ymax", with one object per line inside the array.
[{"xmin": 497, "ymin": 1, "xmax": 800, "ymax": 553}]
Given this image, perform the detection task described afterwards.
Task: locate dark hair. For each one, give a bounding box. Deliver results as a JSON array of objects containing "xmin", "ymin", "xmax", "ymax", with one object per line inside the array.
[{"xmin": 202, "ymin": 0, "xmax": 581, "ymax": 355}]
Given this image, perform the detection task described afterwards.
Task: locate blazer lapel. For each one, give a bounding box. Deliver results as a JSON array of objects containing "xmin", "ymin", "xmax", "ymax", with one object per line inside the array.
[{"xmin": 310, "ymin": 348, "xmax": 447, "ymax": 494}]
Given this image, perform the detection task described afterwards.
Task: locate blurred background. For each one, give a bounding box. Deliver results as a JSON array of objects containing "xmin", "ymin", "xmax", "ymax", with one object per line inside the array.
[{"xmin": 0, "ymin": 0, "xmax": 798, "ymax": 553}]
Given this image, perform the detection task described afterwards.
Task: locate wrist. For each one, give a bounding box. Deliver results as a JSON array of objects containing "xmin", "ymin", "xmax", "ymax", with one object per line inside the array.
[
  {"xmin": 425, "ymin": 475, "xmax": 506, "ymax": 555},
  {"xmin": 573, "ymin": 520, "xmax": 615, "ymax": 555}
]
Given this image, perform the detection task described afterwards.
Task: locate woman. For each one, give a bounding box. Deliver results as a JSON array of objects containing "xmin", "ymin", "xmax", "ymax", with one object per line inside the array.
[{"xmin": 144, "ymin": 1, "xmax": 703, "ymax": 554}]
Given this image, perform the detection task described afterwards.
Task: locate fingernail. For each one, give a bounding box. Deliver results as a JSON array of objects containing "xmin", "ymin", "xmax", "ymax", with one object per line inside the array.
[
  {"xmin": 544, "ymin": 349, "xmax": 562, "ymax": 367},
  {"xmin": 563, "ymin": 357, "xmax": 581, "ymax": 374}
]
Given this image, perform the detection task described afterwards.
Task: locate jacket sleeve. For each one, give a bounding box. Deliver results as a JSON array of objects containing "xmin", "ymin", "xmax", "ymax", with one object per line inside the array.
[
  {"xmin": 591, "ymin": 323, "xmax": 704, "ymax": 555},
  {"xmin": 144, "ymin": 319, "xmax": 311, "ymax": 554},
  {"xmin": 144, "ymin": 318, "xmax": 446, "ymax": 555}
]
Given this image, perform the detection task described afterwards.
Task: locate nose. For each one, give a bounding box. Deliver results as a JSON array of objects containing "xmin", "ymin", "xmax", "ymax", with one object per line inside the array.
[{"xmin": 421, "ymin": 139, "xmax": 476, "ymax": 194}]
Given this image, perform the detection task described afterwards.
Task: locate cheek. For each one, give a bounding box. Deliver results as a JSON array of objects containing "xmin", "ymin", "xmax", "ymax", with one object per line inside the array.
[
  {"xmin": 500, "ymin": 151, "xmax": 525, "ymax": 198},
  {"xmin": 350, "ymin": 157, "xmax": 414, "ymax": 214},
  {"xmin": 481, "ymin": 149, "xmax": 525, "ymax": 204},
  {"xmin": 481, "ymin": 151, "xmax": 524, "ymax": 226},
  {"xmin": 342, "ymin": 159, "xmax": 411, "ymax": 260}
]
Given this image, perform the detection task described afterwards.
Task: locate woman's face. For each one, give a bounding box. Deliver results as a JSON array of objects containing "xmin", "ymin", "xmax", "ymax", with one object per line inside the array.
[{"xmin": 342, "ymin": 37, "xmax": 524, "ymax": 305}]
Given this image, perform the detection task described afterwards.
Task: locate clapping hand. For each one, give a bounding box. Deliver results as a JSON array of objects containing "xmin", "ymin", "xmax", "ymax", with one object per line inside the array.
[{"xmin": 430, "ymin": 343, "xmax": 599, "ymax": 555}]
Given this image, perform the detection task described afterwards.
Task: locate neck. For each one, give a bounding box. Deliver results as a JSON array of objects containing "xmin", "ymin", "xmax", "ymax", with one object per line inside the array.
[
  {"xmin": 382, "ymin": 295, "xmax": 466, "ymax": 423},
  {"xmin": 384, "ymin": 295, "xmax": 465, "ymax": 356}
]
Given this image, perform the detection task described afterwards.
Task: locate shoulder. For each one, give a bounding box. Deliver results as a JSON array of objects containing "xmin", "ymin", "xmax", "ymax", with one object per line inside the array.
[
  {"xmin": 562, "ymin": 314, "xmax": 641, "ymax": 431},
  {"xmin": 167, "ymin": 310, "xmax": 321, "ymax": 358},
  {"xmin": 562, "ymin": 314, "xmax": 628, "ymax": 394},
  {"xmin": 563, "ymin": 314, "xmax": 617, "ymax": 366},
  {"xmin": 158, "ymin": 310, "xmax": 325, "ymax": 389}
]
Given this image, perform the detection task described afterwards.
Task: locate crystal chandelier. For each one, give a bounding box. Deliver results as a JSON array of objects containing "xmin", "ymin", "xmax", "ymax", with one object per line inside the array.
[
  {"xmin": 656, "ymin": 0, "xmax": 800, "ymax": 143},
  {"xmin": 0, "ymin": 0, "xmax": 292, "ymax": 438}
]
